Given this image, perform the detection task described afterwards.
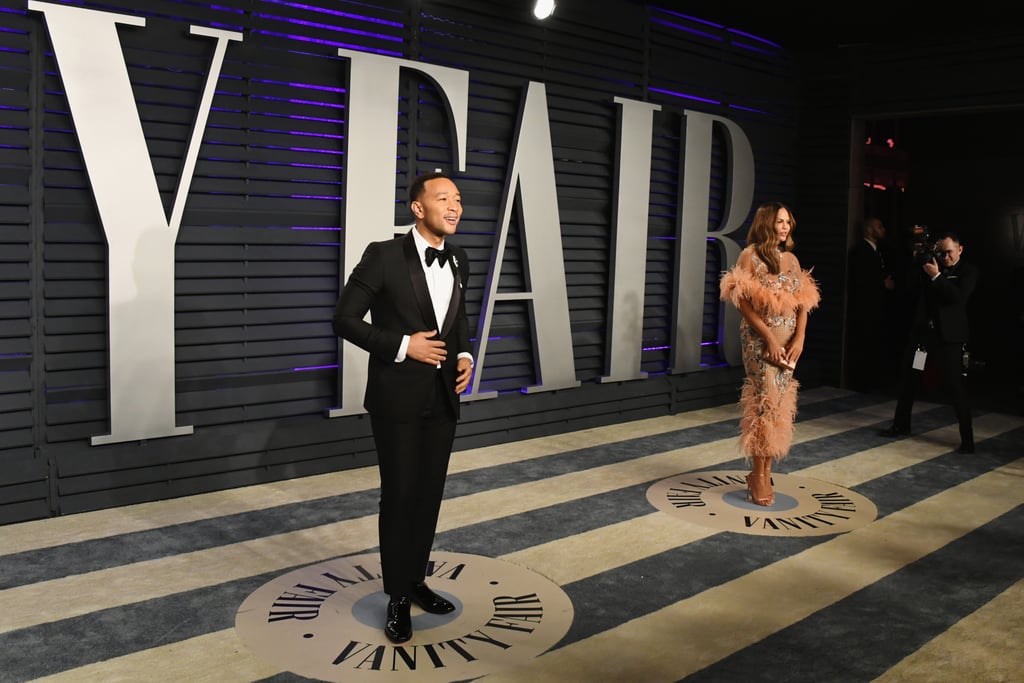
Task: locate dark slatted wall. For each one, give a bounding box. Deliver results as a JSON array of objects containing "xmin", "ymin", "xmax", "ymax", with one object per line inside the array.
[
  {"xmin": 1, "ymin": 0, "xmax": 804, "ymax": 525},
  {"xmin": 0, "ymin": 4, "xmax": 38, "ymax": 521}
]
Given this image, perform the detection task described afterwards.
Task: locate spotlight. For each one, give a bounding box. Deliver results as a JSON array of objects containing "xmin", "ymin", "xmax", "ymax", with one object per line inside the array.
[{"xmin": 533, "ymin": 0, "xmax": 555, "ymax": 19}]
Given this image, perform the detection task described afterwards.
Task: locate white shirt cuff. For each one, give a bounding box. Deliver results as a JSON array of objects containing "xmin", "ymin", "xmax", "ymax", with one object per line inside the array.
[{"xmin": 396, "ymin": 335, "xmax": 409, "ymax": 363}]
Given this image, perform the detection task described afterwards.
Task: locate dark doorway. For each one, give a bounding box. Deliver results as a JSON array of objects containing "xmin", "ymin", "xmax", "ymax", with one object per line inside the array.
[{"xmin": 853, "ymin": 110, "xmax": 1024, "ymax": 415}]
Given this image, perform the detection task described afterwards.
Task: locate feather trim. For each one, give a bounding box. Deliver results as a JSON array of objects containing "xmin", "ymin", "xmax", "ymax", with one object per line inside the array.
[
  {"xmin": 792, "ymin": 270, "xmax": 821, "ymax": 313},
  {"xmin": 719, "ymin": 266, "xmax": 761, "ymax": 309},
  {"xmin": 738, "ymin": 375, "xmax": 799, "ymax": 461},
  {"xmin": 719, "ymin": 263, "xmax": 821, "ymax": 316}
]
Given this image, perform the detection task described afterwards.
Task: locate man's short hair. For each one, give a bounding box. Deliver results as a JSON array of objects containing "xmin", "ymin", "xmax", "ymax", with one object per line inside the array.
[{"xmin": 408, "ymin": 171, "xmax": 450, "ymax": 205}]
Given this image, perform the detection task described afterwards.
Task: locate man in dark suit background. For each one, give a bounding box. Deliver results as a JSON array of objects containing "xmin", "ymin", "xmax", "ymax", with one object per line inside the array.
[
  {"xmin": 845, "ymin": 217, "xmax": 896, "ymax": 392},
  {"xmin": 880, "ymin": 231, "xmax": 978, "ymax": 453},
  {"xmin": 333, "ymin": 171, "xmax": 473, "ymax": 643}
]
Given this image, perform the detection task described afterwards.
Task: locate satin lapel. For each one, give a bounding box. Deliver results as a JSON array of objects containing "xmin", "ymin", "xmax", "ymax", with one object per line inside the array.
[
  {"xmin": 403, "ymin": 233, "xmax": 438, "ymax": 329},
  {"xmin": 439, "ymin": 258, "xmax": 463, "ymax": 337}
]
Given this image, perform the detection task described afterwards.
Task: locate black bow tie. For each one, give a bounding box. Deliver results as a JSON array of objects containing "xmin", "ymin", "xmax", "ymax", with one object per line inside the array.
[{"xmin": 425, "ymin": 245, "xmax": 452, "ymax": 269}]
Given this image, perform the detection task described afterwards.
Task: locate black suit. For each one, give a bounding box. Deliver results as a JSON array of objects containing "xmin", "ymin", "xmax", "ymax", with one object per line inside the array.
[
  {"xmin": 333, "ymin": 231, "xmax": 471, "ymax": 597},
  {"xmin": 891, "ymin": 259, "xmax": 978, "ymax": 446},
  {"xmin": 846, "ymin": 239, "xmax": 892, "ymax": 391}
]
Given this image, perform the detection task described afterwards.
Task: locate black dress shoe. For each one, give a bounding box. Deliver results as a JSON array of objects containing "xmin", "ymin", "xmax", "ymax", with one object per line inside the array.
[
  {"xmin": 958, "ymin": 442, "xmax": 975, "ymax": 454},
  {"xmin": 384, "ymin": 596, "xmax": 412, "ymax": 643},
  {"xmin": 879, "ymin": 425, "xmax": 909, "ymax": 438},
  {"xmin": 411, "ymin": 582, "xmax": 455, "ymax": 614}
]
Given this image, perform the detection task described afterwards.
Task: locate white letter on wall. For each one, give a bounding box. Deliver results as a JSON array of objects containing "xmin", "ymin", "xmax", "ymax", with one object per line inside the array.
[
  {"xmin": 470, "ymin": 81, "xmax": 579, "ymax": 399},
  {"xmin": 28, "ymin": 1, "xmax": 242, "ymax": 444},
  {"xmin": 329, "ymin": 49, "xmax": 469, "ymax": 417},
  {"xmin": 601, "ymin": 96, "xmax": 661, "ymax": 383},
  {"xmin": 672, "ymin": 110, "xmax": 754, "ymax": 372}
]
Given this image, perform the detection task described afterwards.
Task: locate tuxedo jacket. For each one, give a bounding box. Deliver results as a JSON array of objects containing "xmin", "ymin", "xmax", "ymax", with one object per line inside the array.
[
  {"xmin": 333, "ymin": 231, "xmax": 471, "ymax": 421},
  {"xmin": 846, "ymin": 239, "xmax": 889, "ymax": 327},
  {"xmin": 908, "ymin": 259, "xmax": 978, "ymax": 344}
]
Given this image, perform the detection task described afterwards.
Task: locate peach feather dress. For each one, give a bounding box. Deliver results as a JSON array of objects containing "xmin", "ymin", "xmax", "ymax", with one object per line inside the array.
[{"xmin": 719, "ymin": 246, "xmax": 821, "ymax": 461}]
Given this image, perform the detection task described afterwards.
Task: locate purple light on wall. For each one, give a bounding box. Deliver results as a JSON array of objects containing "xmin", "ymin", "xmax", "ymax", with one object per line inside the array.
[
  {"xmin": 649, "ymin": 18, "xmax": 723, "ymax": 42},
  {"xmin": 261, "ymin": 0, "xmax": 404, "ymax": 28},
  {"xmin": 249, "ymin": 78, "xmax": 347, "ymax": 95},
  {"xmin": 269, "ymin": 161, "xmax": 344, "ymax": 170},
  {"xmin": 648, "ymin": 86, "xmax": 720, "ymax": 105},
  {"xmin": 256, "ymin": 30, "xmax": 404, "ymax": 57},
  {"xmin": 262, "ymin": 114, "xmax": 345, "ymax": 125},
  {"xmin": 276, "ymin": 146, "xmax": 342, "ymax": 156},
  {"xmin": 255, "ymin": 13, "xmax": 403, "ymax": 43},
  {"xmin": 203, "ymin": 141, "xmax": 340, "ymax": 157},
  {"xmin": 254, "ymin": 128, "xmax": 345, "ymax": 140},
  {"xmin": 254, "ymin": 95, "xmax": 346, "ymax": 110},
  {"xmin": 206, "ymin": 22, "xmax": 247, "ymax": 32},
  {"xmin": 728, "ymin": 103, "xmax": 771, "ymax": 116},
  {"xmin": 290, "ymin": 163, "xmax": 344, "ymax": 171},
  {"xmin": 293, "ymin": 365, "xmax": 339, "ymax": 372},
  {"xmin": 651, "ymin": 7, "xmax": 779, "ymax": 53},
  {"xmin": 206, "ymin": 5, "xmax": 246, "ymax": 15},
  {"xmin": 729, "ymin": 41, "xmax": 778, "ymax": 56},
  {"xmin": 727, "ymin": 29, "xmax": 781, "ymax": 49},
  {"xmin": 651, "ymin": 7, "xmax": 723, "ymax": 28}
]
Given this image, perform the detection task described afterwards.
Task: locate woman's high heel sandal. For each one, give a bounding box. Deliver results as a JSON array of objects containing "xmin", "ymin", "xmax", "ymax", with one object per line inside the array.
[{"xmin": 745, "ymin": 473, "xmax": 774, "ymax": 506}]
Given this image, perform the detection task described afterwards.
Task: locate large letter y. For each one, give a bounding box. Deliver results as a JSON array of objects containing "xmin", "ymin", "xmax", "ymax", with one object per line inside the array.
[{"xmin": 30, "ymin": 2, "xmax": 242, "ymax": 444}]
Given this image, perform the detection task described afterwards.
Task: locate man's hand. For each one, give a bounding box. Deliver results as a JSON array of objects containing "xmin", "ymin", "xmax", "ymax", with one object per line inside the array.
[
  {"xmin": 923, "ymin": 258, "xmax": 940, "ymax": 279},
  {"xmin": 455, "ymin": 357, "xmax": 472, "ymax": 394},
  {"xmin": 407, "ymin": 330, "xmax": 446, "ymax": 366}
]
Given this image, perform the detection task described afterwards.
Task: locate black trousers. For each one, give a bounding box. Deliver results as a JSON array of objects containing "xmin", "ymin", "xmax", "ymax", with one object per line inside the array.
[
  {"xmin": 370, "ymin": 372, "xmax": 457, "ymax": 598},
  {"xmin": 846, "ymin": 324, "xmax": 886, "ymax": 392},
  {"xmin": 892, "ymin": 336, "xmax": 974, "ymax": 446}
]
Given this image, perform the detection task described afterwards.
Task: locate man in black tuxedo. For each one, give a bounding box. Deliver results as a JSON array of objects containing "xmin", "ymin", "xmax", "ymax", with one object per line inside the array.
[
  {"xmin": 333, "ymin": 171, "xmax": 473, "ymax": 643},
  {"xmin": 880, "ymin": 231, "xmax": 978, "ymax": 453},
  {"xmin": 845, "ymin": 217, "xmax": 895, "ymax": 392}
]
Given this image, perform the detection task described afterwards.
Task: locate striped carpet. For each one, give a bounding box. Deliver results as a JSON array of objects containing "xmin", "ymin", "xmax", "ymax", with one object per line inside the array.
[{"xmin": 1, "ymin": 387, "xmax": 1022, "ymax": 682}]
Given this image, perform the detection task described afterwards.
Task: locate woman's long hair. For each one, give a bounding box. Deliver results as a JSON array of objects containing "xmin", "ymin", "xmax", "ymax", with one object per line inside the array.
[{"xmin": 746, "ymin": 202, "xmax": 795, "ymax": 274}]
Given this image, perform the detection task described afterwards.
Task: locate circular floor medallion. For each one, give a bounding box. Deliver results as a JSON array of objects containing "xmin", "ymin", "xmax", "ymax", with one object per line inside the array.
[
  {"xmin": 235, "ymin": 551, "xmax": 573, "ymax": 682},
  {"xmin": 646, "ymin": 470, "xmax": 877, "ymax": 536}
]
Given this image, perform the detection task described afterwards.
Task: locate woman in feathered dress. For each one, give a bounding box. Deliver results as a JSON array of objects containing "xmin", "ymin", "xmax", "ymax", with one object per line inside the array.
[{"xmin": 719, "ymin": 202, "xmax": 820, "ymax": 506}]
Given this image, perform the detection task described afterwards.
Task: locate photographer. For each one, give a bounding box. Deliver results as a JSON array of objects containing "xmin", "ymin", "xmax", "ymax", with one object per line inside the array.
[{"xmin": 879, "ymin": 231, "xmax": 978, "ymax": 453}]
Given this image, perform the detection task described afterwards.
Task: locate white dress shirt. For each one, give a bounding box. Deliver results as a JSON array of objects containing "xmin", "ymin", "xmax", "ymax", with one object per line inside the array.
[{"xmin": 395, "ymin": 230, "xmax": 472, "ymax": 368}]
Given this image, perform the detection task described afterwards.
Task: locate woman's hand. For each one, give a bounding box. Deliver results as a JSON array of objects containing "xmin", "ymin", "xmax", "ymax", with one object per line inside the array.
[
  {"xmin": 764, "ymin": 339, "xmax": 789, "ymax": 366},
  {"xmin": 786, "ymin": 337, "xmax": 804, "ymax": 364}
]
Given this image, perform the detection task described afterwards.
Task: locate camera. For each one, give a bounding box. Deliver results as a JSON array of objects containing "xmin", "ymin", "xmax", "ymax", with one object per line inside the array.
[{"xmin": 909, "ymin": 224, "xmax": 941, "ymax": 266}]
